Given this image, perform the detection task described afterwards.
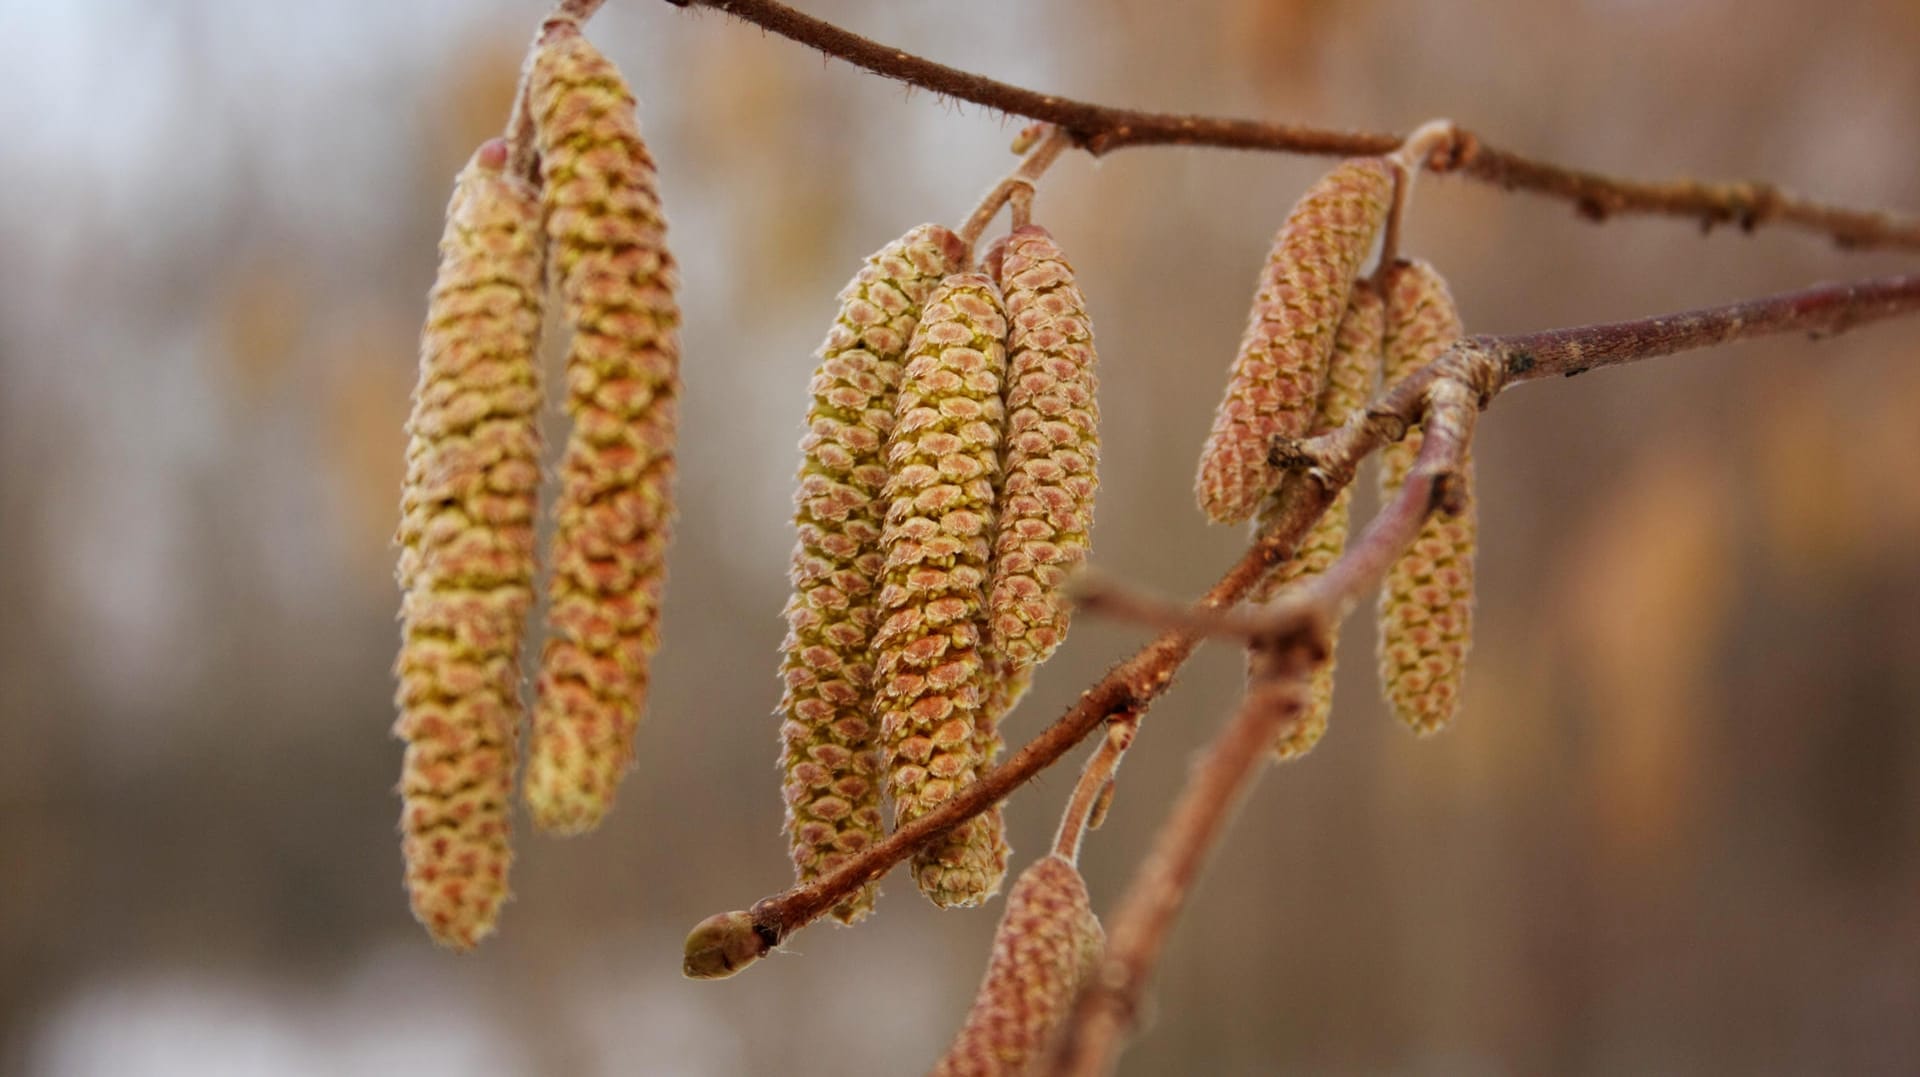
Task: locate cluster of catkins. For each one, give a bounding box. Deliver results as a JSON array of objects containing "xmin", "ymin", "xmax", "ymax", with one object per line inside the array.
[
  {"xmin": 394, "ymin": 18, "xmax": 678, "ymax": 950},
  {"xmin": 1196, "ymin": 157, "xmax": 1478, "ymax": 756},
  {"xmin": 780, "ymin": 219, "xmax": 1102, "ymax": 917}
]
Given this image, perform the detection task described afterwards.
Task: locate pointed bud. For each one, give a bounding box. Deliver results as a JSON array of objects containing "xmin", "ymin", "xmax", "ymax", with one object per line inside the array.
[
  {"xmin": 524, "ymin": 23, "xmax": 683, "ymax": 833},
  {"xmin": 1377, "ymin": 259, "xmax": 1476, "ymax": 735},
  {"xmin": 1196, "ymin": 158, "xmax": 1394, "ymax": 524},
  {"xmin": 780, "ymin": 224, "xmax": 969, "ymax": 923},
  {"xmin": 394, "ymin": 139, "xmax": 545, "ymax": 950}
]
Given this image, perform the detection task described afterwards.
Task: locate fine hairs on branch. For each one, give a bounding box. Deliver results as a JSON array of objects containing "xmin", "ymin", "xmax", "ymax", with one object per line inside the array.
[{"xmin": 394, "ymin": 0, "xmax": 1920, "ymax": 1072}]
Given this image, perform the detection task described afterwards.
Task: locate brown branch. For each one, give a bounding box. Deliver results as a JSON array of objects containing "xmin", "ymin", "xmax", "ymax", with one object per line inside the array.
[
  {"xmin": 681, "ymin": 475, "xmax": 1340, "ymax": 979},
  {"xmin": 1047, "ymin": 646, "xmax": 1316, "ymax": 1077},
  {"xmin": 1486, "ymin": 272, "xmax": 1920, "ymax": 383},
  {"xmin": 1047, "ymin": 372, "xmax": 1481, "ymax": 1076},
  {"xmin": 665, "ymin": 0, "xmax": 1920, "ymax": 251}
]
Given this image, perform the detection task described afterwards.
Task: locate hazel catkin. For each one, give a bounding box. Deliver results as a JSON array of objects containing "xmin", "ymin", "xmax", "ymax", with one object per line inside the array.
[
  {"xmin": 394, "ymin": 137, "xmax": 545, "ymax": 950},
  {"xmin": 1196, "ymin": 158, "xmax": 1394, "ymax": 525},
  {"xmin": 1377, "ymin": 259, "xmax": 1476, "ymax": 735},
  {"xmin": 986, "ymin": 224, "xmax": 1100, "ymax": 672},
  {"xmin": 1250, "ymin": 284, "xmax": 1385, "ymax": 760},
  {"xmin": 930, "ymin": 855, "xmax": 1105, "ymax": 1076},
  {"xmin": 870, "ymin": 271, "xmax": 1010, "ymax": 908},
  {"xmin": 523, "ymin": 21, "xmax": 683, "ymax": 834},
  {"xmin": 780, "ymin": 223, "xmax": 969, "ymax": 923}
]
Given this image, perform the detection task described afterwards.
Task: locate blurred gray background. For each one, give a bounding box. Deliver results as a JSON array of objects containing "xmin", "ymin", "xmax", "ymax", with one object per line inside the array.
[{"xmin": 3, "ymin": 1, "xmax": 1919, "ymax": 1073}]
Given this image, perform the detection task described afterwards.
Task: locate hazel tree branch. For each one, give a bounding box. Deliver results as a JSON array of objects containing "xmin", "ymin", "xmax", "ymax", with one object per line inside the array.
[
  {"xmin": 662, "ymin": 0, "xmax": 1920, "ymax": 251},
  {"xmin": 1047, "ymin": 364, "xmax": 1484, "ymax": 1076},
  {"xmin": 681, "ymin": 266, "xmax": 1920, "ymax": 980},
  {"xmin": 1047, "ymin": 648, "xmax": 1316, "ymax": 1077}
]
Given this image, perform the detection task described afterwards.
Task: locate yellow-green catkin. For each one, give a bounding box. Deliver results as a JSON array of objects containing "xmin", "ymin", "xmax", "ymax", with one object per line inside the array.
[
  {"xmin": 524, "ymin": 21, "xmax": 682, "ymax": 834},
  {"xmin": 930, "ymin": 855, "xmax": 1105, "ymax": 1076},
  {"xmin": 1251, "ymin": 284, "xmax": 1385, "ymax": 760},
  {"xmin": 1196, "ymin": 158, "xmax": 1394, "ymax": 525},
  {"xmin": 394, "ymin": 137, "xmax": 545, "ymax": 951},
  {"xmin": 781, "ymin": 224, "xmax": 969, "ymax": 923},
  {"xmin": 986, "ymin": 224, "xmax": 1100, "ymax": 672},
  {"xmin": 871, "ymin": 272, "xmax": 1010, "ymax": 908},
  {"xmin": 1377, "ymin": 259, "xmax": 1475, "ymax": 735}
]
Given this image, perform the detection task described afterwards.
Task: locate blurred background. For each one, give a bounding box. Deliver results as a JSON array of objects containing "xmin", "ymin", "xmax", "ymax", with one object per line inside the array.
[{"xmin": 4, "ymin": 1, "xmax": 1918, "ymax": 1073}]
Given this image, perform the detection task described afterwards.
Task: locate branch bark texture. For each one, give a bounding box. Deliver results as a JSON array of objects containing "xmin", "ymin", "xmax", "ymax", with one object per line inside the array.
[{"xmin": 668, "ymin": 0, "xmax": 1920, "ymax": 251}]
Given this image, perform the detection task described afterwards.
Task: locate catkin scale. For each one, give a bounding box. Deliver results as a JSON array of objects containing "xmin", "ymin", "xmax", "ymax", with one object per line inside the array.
[
  {"xmin": 780, "ymin": 224, "xmax": 969, "ymax": 923},
  {"xmin": 1251, "ymin": 284, "xmax": 1385, "ymax": 759},
  {"xmin": 986, "ymin": 224, "xmax": 1101, "ymax": 671},
  {"xmin": 931, "ymin": 855, "xmax": 1105, "ymax": 1076},
  {"xmin": 523, "ymin": 23, "xmax": 683, "ymax": 834},
  {"xmin": 394, "ymin": 138, "xmax": 545, "ymax": 950},
  {"xmin": 871, "ymin": 272, "xmax": 1010, "ymax": 908},
  {"xmin": 1196, "ymin": 158, "xmax": 1394, "ymax": 525},
  {"xmin": 1377, "ymin": 259, "xmax": 1476, "ymax": 735}
]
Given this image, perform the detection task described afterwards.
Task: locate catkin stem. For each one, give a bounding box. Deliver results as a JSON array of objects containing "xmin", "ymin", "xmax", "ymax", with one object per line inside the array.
[
  {"xmin": 1052, "ymin": 716, "xmax": 1135, "ymax": 864},
  {"xmin": 957, "ymin": 125, "xmax": 1073, "ymax": 249}
]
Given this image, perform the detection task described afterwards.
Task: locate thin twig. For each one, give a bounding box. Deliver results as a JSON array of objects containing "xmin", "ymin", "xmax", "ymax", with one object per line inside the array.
[
  {"xmin": 1047, "ymin": 648, "xmax": 1315, "ymax": 1076},
  {"xmin": 957, "ymin": 125, "xmax": 1072, "ymax": 250},
  {"xmin": 1053, "ymin": 715, "xmax": 1137, "ymax": 863},
  {"xmin": 667, "ymin": 0, "xmax": 1920, "ymax": 251}
]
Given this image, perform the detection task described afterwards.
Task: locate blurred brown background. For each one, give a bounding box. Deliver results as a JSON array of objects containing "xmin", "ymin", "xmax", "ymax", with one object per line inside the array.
[{"xmin": 3, "ymin": 1, "xmax": 1918, "ymax": 1074}]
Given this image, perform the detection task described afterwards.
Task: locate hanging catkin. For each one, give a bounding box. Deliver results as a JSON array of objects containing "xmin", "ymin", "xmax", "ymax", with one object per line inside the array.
[
  {"xmin": 394, "ymin": 138, "xmax": 545, "ymax": 950},
  {"xmin": 986, "ymin": 224, "xmax": 1100, "ymax": 672},
  {"xmin": 780, "ymin": 223, "xmax": 969, "ymax": 923},
  {"xmin": 523, "ymin": 20, "xmax": 683, "ymax": 834},
  {"xmin": 1196, "ymin": 158, "xmax": 1394, "ymax": 525},
  {"xmin": 871, "ymin": 271, "xmax": 1010, "ymax": 908},
  {"xmin": 1250, "ymin": 283, "xmax": 1385, "ymax": 760},
  {"xmin": 930, "ymin": 855, "xmax": 1105, "ymax": 1076},
  {"xmin": 1377, "ymin": 259, "xmax": 1476, "ymax": 735}
]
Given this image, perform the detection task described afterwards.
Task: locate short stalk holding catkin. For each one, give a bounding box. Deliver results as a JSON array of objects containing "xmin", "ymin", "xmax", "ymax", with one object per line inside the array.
[
  {"xmin": 986, "ymin": 224, "xmax": 1101, "ymax": 671},
  {"xmin": 1250, "ymin": 283, "xmax": 1384, "ymax": 759},
  {"xmin": 780, "ymin": 223, "xmax": 969, "ymax": 924},
  {"xmin": 1196, "ymin": 157, "xmax": 1394, "ymax": 525},
  {"xmin": 870, "ymin": 272, "xmax": 1010, "ymax": 908},
  {"xmin": 525, "ymin": 21, "xmax": 683, "ymax": 834},
  {"xmin": 1377, "ymin": 259, "xmax": 1476, "ymax": 734},
  {"xmin": 394, "ymin": 138, "xmax": 545, "ymax": 950},
  {"xmin": 931, "ymin": 854, "xmax": 1105, "ymax": 1076}
]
